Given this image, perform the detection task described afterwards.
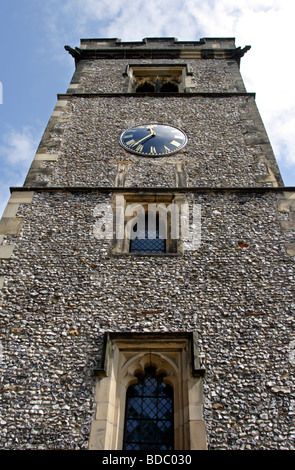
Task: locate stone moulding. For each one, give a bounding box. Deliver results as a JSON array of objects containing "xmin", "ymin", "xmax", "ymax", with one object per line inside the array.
[
  {"xmin": 89, "ymin": 331, "xmax": 207, "ymax": 450},
  {"xmin": 94, "ymin": 331, "xmax": 206, "ymax": 378},
  {"xmin": 65, "ymin": 37, "xmax": 250, "ymax": 64},
  {"xmin": 9, "ymin": 185, "xmax": 295, "ymax": 193}
]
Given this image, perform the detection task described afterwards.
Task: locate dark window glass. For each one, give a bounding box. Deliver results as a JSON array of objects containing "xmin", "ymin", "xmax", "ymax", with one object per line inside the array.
[
  {"xmin": 136, "ymin": 82, "xmax": 155, "ymax": 93},
  {"xmin": 135, "ymin": 80, "xmax": 179, "ymax": 93},
  {"xmin": 130, "ymin": 215, "xmax": 166, "ymax": 254},
  {"xmin": 123, "ymin": 367, "xmax": 174, "ymax": 450},
  {"xmin": 160, "ymin": 82, "xmax": 179, "ymax": 92}
]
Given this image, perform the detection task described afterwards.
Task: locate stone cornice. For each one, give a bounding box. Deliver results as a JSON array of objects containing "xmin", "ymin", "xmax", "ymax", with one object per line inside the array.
[{"xmin": 64, "ymin": 37, "xmax": 250, "ymax": 64}]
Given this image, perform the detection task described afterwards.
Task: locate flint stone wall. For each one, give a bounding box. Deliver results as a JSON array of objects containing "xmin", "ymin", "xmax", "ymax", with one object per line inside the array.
[
  {"xmin": 29, "ymin": 95, "xmax": 278, "ymax": 189},
  {"xmin": 0, "ymin": 190, "xmax": 294, "ymax": 449},
  {"xmin": 68, "ymin": 58, "xmax": 246, "ymax": 94}
]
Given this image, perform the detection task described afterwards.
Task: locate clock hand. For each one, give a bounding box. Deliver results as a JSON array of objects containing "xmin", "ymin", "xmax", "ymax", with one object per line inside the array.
[
  {"xmin": 131, "ymin": 130, "xmax": 155, "ymax": 147},
  {"xmin": 146, "ymin": 125, "xmax": 156, "ymax": 136}
]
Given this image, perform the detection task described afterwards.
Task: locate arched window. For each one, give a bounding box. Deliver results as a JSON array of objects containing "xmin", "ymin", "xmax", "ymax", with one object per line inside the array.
[
  {"xmin": 160, "ymin": 82, "xmax": 179, "ymax": 92},
  {"xmin": 136, "ymin": 82, "xmax": 155, "ymax": 93},
  {"xmin": 123, "ymin": 367, "xmax": 174, "ymax": 450},
  {"xmin": 89, "ymin": 333, "xmax": 207, "ymax": 450},
  {"xmin": 135, "ymin": 80, "xmax": 179, "ymax": 93}
]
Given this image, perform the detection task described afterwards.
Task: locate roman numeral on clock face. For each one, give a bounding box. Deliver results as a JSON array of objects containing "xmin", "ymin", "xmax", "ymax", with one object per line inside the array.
[{"xmin": 171, "ymin": 140, "xmax": 181, "ymax": 147}]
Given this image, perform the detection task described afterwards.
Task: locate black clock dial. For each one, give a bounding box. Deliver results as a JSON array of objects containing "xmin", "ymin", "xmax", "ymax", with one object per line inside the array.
[{"xmin": 119, "ymin": 124, "xmax": 188, "ymax": 157}]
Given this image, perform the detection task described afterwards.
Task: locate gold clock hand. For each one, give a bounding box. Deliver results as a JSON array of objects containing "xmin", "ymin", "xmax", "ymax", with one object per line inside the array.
[
  {"xmin": 131, "ymin": 130, "xmax": 155, "ymax": 147},
  {"xmin": 146, "ymin": 125, "xmax": 156, "ymax": 136}
]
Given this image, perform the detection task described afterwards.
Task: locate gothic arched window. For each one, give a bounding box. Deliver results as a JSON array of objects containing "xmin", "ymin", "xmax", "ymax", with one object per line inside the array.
[
  {"xmin": 160, "ymin": 81, "xmax": 179, "ymax": 92},
  {"xmin": 123, "ymin": 367, "xmax": 174, "ymax": 450},
  {"xmin": 136, "ymin": 82, "xmax": 156, "ymax": 93},
  {"xmin": 89, "ymin": 333, "xmax": 207, "ymax": 450}
]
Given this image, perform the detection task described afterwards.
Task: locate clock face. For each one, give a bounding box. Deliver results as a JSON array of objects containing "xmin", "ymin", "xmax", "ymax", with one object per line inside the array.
[{"xmin": 119, "ymin": 124, "xmax": 188, "ymax": 157}]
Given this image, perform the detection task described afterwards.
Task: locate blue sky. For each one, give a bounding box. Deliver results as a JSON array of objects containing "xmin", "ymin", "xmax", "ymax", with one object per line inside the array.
[{"xmin": 1, "ymin": 0, "xmax": 295, "ymax": 216}]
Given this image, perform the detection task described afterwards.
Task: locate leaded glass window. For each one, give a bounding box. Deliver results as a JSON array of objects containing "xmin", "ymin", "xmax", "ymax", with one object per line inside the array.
[
  {"xmin": 123, "ymin": 367, "xmax": 174, "ymax": 450},
  {"xmin": 129, "ymin": 215, "xmax": 166, "ymax": 254}
]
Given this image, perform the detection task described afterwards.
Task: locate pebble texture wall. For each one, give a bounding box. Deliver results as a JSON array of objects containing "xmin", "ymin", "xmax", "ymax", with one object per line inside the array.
[
  {"xmin": 23, "ymin": 56, "xmax": 281, "ymax": 189},
  {"xmin": 70, "ymin": 58, "xmax": 246, "ymax": 94},
  {"xmin": 0, "ymin": 189, "xmax": 294, "ymax": 449},
  {"xmin": 32, "ymin": 95, "xmax": 272, "ymax": 188}
]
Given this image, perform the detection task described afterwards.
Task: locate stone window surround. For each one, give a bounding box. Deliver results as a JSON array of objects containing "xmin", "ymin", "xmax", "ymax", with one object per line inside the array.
[
  {"xmin": 110, "ymin": 192, "xmax": 188, "ymax": 256},
  {"xmin": 88, "ymin": 332, "xmax": 207, "ymax": 450},
  {"xmin": 122, "ymin": 63, "xmax": 195, "ymax": 93}
]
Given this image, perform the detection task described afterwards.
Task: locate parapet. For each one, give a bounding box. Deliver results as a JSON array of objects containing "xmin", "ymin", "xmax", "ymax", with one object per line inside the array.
[{"xmin": 65, "ymin": 37, "xmax": 250, "ymax": 62}]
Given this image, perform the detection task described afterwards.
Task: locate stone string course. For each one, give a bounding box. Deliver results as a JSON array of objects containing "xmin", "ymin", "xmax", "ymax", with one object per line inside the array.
[{"xmin": 0, "ymin": 190, "xmax": 294, "ymax": 449}]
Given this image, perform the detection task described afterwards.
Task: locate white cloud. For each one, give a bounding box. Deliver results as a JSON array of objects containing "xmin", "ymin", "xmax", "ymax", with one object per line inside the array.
[
  {"xmin": 197, "ymin": 5, "xmax": 293, "ymax": 177},
  {"xmin": 0, "ymin": 126, "xmax": 39, "ymax": 216},
  {"xmin": 0, "ymin": 126, "xmax": 38, "ymax": 165},
  {"xmin": 193, "ymin": 1, "xmax": 295, "ymax": 171}
]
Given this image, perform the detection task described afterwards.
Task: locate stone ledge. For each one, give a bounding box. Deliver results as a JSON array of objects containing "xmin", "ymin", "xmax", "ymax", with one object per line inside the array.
[
  {"xmin": 9, "ymin": 186, "xmax": 295, "ymax": 194},
  {"xmin": 9, "ymin": 191, "xmax": 34, "ymax": 204},
  {"xmin": 57, "ymin": 91, "xmax": 256, "ymax": 99},
  {"xmin": 281, "ymin": 220, "xmax": 295, "ymax": 231},
  {"xmin": 34, "ymin": 153, "xmax": 59, "ymax": 161}
]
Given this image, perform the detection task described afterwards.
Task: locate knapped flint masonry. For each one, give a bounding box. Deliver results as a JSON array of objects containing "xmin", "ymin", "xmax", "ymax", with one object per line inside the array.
[{"xmin": 0, "ymin": 37, "xmax": 294, "ymax": 450}]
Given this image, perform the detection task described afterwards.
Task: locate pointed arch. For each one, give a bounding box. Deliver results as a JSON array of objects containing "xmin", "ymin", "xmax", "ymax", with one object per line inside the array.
[
  {"xmin": 89, "ymin": 332, "xmax": 207, "ymax": 450},
  {"xmin": 123, "ymin": 366, "xmax": 174, "ymax": 450}
]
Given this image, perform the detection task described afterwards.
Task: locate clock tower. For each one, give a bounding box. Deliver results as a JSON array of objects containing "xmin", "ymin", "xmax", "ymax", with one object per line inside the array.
[{"xmin": 0, "ymin": 37, "xmax": 294, "ymax": 451}]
